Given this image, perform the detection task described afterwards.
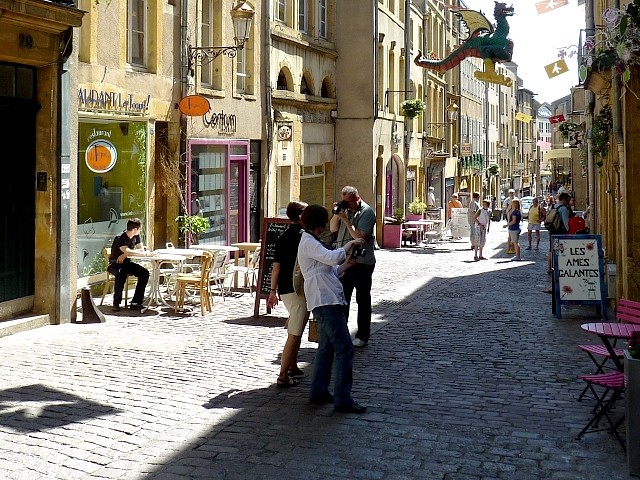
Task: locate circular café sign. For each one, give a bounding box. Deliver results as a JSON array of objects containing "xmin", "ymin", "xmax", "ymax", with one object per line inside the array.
[
  {"xmin": 179, "ymin": 95, "xmax": 211, "ymax": 116},
  {"xmin": 85, "ymin": 140, "xmax": 117, "ymax": 173}
]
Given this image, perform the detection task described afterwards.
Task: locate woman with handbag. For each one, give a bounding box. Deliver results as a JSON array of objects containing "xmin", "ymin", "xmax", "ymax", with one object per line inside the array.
[
  {"xmin": 267, "ymin": 201, "xmax": 309, "ymax": 388},
  {"xmin": 297, "ymin": 204, "xmax": 367, "ymax": 413}
]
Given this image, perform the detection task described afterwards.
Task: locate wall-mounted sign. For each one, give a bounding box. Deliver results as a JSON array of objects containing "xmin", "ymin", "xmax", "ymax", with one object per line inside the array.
[
  {"xmin": 178, "ymin": 95, "xmax": 211, "ymax": 116},
  {"xmin": 203, "ymin": 110, "xmax": 237, "ymax": 135},
  {"xmin": 460, "ymin": 143, "xmax": 472, "ymax": 156},
  {"xmin": 85, "ymin": 139, "xmax": 118, "ymax": 173},
  {"xmin": 276, "ymin": 122, "xmax": 292, "ymax": 141},
  {"xmin": 78, "ymin": 88, "xmax": 151, "ymax": 115}
]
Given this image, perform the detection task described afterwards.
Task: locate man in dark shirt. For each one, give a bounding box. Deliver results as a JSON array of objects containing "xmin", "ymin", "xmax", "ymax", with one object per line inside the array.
[
  {"xmin": 108, "ymin": 218, "xmax": 150, "ymax": 311},
  {"xmin": 268, "ymin": 201, "xmax": 309, "ymax": 388}
]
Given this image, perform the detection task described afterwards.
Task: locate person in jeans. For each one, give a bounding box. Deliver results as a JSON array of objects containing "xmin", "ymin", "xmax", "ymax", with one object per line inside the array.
[
  {"xmin": 298, "ymin": 204, "xmax": 367, "ymax": 413},
  {"xmin": 330, "ymin": 186, "xmax": 376, "ymax": 347},
  {"xmin": 108, "ymin": 218, "xmax": 151, "ymax": 311}
]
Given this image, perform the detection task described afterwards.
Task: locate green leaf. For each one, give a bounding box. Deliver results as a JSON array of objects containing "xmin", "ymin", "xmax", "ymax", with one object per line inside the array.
[{"xmin": 624, "ymin": 67, "xmax": 631, "ymax": 82}]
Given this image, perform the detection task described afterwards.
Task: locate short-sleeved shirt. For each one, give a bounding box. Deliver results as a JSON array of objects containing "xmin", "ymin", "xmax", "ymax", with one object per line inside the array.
[
  {"xmin": 508, "ymin": 210, "xmax": 522, "ymax": 231},
  {"xmin": 109, "ymin": 232, "xmax": 140, "ymax": 264},
  {"xmin": 273, "ymin": 223, "xmax": 302, "ymax": 295},
  {"xmin": 467, "ymin": 200, "xmax": 480, "ymax": 225},
  {"xmin": 476, "ymin": 208, "xmax": 491, "ymax": 226},
  {"xmin": 334, "ymin": 199, "xmax": 376, "ymax": 265}
]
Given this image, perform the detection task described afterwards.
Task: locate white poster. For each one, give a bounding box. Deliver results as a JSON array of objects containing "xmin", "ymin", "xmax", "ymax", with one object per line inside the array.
[
  {"xmin": 450, "ymin": 208, "xmax": 470, "ymax": 238},
  {"xmin": 553, "ymin": 236, "xmax": 603, "ymax": 301}
]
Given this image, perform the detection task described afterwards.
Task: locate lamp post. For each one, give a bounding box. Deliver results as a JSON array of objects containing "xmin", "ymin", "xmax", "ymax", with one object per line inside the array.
[{"xmin": 187, "ymin": 1, "xmax": 255, "ymax": 70}]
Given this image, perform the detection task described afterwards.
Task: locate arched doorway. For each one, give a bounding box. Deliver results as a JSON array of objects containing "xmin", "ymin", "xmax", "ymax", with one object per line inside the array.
[{"xmin": 384, "ymin": 155, "xmax": 403, "ymax": 217}]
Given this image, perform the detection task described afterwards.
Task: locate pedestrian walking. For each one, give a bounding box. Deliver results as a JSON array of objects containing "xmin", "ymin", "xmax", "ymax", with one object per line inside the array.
[
  {"xmin": 468, "ymin": 192, "xmax": 480, "ymax": 251},
  {"xmin": 267, "ymin": 201, "xmax": 309, "ymax": 389},
  {"xmin": 503, "ymin": 199, "xmax": 522, "ymax": 261},
  {"xmin": 526, "ymin": 197, "xmax": 544, "ymax": 250},
  {"xmin": 503, "ymin": 189, "xmax": 518, "ymax": 254},
  {"xmin": 330, "ymin": 186, "xmax": 376, "ymax": 348},
  {"xmin": 473, "ymin": 199, "xmax": 491, "ymax": 261},
  {"xmin": 298, "ymin": 204, "xmax": 367, "ymax": 413}
]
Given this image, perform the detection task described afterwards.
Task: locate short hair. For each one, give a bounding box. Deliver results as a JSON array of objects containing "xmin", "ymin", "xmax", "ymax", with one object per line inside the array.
[
  {"xmin": 127, "ymin": 218, "xmax": 142, "ymax": 231},
  {"xmin": 482, "ymin": 200, "xmax": 490, "ymax": 207},
  {"xmin": 300, "ymin": 204, "xmax": 328, "ymax": 230},
  {"xmin": 451, "ymin": 193, "xmax": 458, "ymax": 198},
  {"xmin": 473, "ymin": 192, "xmax": 480, "ymax": 199},
  {"xmin": 558, "ymin": 192, "xmax": 571, "ymax": 202},
  {"xmin": 533, "ymin": 197, "xmax": 539, "ymax": 203},
  {"xmin": 286, "ymin": 201, "xmax": 307, "ymax": 222},
  {"xmin": 341, "ymin": 185, "xmax": 359, "ymax": 197}
]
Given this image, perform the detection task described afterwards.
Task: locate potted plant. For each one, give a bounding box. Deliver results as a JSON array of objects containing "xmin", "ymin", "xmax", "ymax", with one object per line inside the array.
[
  {"xmin": 590, "ymin": 104, "xmax": 613, "ymax": 167},
  {"xmin": 176, "ymin": 214, "xmax": 209, "ymax": 246},
  {"xmin": 382, "ymin": 208, "xmax": 405, "ymax": 249},
  {"xmin": 626, "ymin": 331, "xmax": 640, "ymax": 475},
  {"xmin": 400, "ymin": 99, "xmax": 426, "ymax": 119},
  {"xmin": 407, "ymin": 198, "xmax": 428, "ymax": 220}
]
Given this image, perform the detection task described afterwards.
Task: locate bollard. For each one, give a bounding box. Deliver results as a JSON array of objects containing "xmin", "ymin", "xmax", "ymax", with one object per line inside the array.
[{"xmin": 75, "ymin": 286, "xmax": 106, "ymax": 324}]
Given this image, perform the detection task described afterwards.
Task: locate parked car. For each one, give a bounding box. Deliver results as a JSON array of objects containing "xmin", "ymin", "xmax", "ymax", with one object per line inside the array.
[{"xmin": 520, "ymin": 196, "xmax": 534, "ymax": 219}]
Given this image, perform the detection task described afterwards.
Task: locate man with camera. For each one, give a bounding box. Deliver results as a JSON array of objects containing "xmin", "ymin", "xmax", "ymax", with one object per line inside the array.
[{"xmin": 330, "ymin": 185, "xmax": 376, "ymax": 347}]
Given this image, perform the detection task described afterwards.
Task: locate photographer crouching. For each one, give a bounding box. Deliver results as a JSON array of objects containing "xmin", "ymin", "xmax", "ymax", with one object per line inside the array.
[{"xmin": 330, "ymin": 185, "xmax": 377, "ymax": 347}]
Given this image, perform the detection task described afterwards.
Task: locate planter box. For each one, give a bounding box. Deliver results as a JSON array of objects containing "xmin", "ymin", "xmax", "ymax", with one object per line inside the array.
[
  {"xmin": 382, "ymin": 224, "xmax": 402, "ymax": 249},
  {"xmin": 626, "ymin": 350, "xmax": 640, "ymax": 476},
  {"xmin": 406, "ymin": 214, "xmax": 423, "ymax": 221}
]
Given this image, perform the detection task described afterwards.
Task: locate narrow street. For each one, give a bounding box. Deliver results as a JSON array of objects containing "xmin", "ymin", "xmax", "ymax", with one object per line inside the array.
[{"xmin": 0, "ymin": 224, "xmax": 629, "ymax": 479}]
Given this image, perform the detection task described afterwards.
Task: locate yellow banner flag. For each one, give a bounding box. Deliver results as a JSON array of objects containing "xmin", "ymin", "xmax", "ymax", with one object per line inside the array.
[
  {"xmin": 515, "ymin": 112, "xmax": 532, "ymax": 123},
  {"xmin": 544, "ymin": 59, "xmax": 569, "ymax": 79}
]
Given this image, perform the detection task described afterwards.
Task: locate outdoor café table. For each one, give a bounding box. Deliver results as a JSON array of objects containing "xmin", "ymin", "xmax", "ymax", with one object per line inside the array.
[
  {"xmin": 581, "ymin": 322, "xmax": 640, "ymax": 371},
  {"xmin": 231, "ymin": 242, "xmax": 261, "ymax": 288},
  {"xmin": 134, "ymin": 252, "xmax": 186, "ymax": 309}
]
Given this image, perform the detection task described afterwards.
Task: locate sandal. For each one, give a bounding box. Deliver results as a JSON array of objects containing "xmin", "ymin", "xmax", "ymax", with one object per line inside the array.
[
  {"xmin": 288, "ymin": 367, "xmax": 304, "ymax": 377},
  {"xmin": 276, "ymin": 376, "xmax": 300, "ymax": 388}
]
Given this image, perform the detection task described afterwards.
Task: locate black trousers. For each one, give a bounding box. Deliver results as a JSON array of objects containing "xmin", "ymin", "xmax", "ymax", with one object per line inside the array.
[
  {"xmin": 340, "ymin": 263, "xmax": 375, "ymax": 342},
  {"xmin": 109, "ymin": 260, "xmax": 149, "ymax": 306}
]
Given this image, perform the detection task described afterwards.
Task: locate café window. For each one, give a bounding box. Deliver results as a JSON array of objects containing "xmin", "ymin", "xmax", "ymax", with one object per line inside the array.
[{"xmin": 77, "ymin": 120, "xmax": 148, "ymax": 278}]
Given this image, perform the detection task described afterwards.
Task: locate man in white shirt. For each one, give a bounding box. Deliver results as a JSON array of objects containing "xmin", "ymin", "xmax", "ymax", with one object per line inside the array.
[{"xmin": 427, "ymin": 186, "xmax": 436, "ymax": 208}]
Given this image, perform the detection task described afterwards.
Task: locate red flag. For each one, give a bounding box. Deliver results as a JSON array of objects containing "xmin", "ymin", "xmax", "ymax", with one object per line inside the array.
[{"xmin": 550, "ymin": 114, "xmax": 565, "ymax": 124}]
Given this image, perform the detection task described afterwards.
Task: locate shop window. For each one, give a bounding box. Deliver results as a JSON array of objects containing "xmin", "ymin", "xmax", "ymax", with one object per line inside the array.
[
  {"xmin": 77, "ymin": 120, "xmax": 148, "ymax": 278},
  {"xmin": 128, "ymin": 0, "xmax": 147, "ymax": 67}
]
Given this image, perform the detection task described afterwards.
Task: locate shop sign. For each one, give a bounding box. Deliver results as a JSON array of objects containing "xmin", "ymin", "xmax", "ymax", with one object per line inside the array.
[
  {"xmin": 178, "ymin": 95, "xmax": 211, "ymax": 116},
  {"xmin": 203, "ymin": 110, "xmax": 237, "ymax": 135},
  {"xmin": 460, "ymin": 143, "xmax": 472, "ymax": 156},
  {"xmin": 78, "ymin": 88, "xmax": 151, "ymax": 115}
]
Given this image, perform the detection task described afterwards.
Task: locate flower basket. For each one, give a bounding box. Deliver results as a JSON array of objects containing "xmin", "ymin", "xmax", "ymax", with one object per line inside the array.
[{"xmin": 401, "ymin": 99, "xmax": 426, "ymax": 119}]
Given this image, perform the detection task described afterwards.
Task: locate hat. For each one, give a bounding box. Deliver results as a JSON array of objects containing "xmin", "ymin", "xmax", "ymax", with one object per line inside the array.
[
  {"xmin": 428, "ymin": 186, "xmax": 434, "ymax": 191},
  {"xmin": 508, "ymin": 189, "xmax": 515, "ymax": 193},
  {"xmin": 452, "ymin": 193, "xmax": 458, "ymax": 198}
]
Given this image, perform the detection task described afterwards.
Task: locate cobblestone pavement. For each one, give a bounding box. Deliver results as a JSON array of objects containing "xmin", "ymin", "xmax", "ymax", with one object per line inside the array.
[{"xmin": 0, "ymin": 224, "xmax": 631, "ymax": 479}]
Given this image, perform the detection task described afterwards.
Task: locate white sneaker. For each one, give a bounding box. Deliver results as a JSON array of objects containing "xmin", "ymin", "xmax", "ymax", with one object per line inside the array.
[{"xmin": 353, "ymin": 338, "xmax": 367, "ymax": 347}]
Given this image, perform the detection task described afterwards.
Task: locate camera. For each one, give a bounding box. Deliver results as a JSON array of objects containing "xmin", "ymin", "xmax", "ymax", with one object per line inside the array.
[
  {"xmin": 350, "ymin": 246, "xmax": 366, "ymax": 259},
  {"xmin": 332, "ymin": 200, "xmax": 350, "ymax": 214}
]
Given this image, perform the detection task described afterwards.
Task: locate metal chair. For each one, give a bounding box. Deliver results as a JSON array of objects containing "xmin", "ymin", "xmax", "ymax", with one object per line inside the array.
[{"xmin": 225, "ymin": 246, "xmax": 261, "ymax": 295}]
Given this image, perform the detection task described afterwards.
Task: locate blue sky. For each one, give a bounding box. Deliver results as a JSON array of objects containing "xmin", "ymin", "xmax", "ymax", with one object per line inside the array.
[{"xmin": 468, "ymin": 0, "xmax": 586, "ymax": 103}]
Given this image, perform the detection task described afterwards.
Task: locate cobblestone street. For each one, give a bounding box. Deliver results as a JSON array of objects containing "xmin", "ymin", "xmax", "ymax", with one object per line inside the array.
[{"xmin": 0, "ymin": 224, "xmax": 630, "ymax": 479}]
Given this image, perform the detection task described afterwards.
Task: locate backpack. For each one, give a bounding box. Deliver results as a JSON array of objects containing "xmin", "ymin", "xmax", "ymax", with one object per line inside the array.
[
  {"xmin": 544, "ymin": 205, "xmax": 567, "ymax": 234},
  {"xmin": 568, "ymin": 215, "xmax": 587, "ymax": 234}
]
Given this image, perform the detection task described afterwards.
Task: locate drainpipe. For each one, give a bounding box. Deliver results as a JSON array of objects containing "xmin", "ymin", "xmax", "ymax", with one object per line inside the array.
[
  {"xmin": 584, "ymin": 0, "xmax": 597, "ymax": 233},
  {"xmin": 57, "ymin": 28, "xmax": 74, "ymax": 324},
  {"xmin": 402, "ymin": 0, "xmax": 411, "ymax": 211},
  {"xmin": 373, "ymin": 0, "xmax": 379, "ymax": 119},
  {"xmin": 612, "ymin": 0, "xmax": 627, "ymax": 298},
  {"xmin": 264, "ymin": 1, "xmax": 273, "ymax": 216}
]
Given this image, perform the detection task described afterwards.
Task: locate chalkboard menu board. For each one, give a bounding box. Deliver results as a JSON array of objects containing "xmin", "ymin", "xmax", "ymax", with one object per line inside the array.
[
  {"xmin": 552, "ymin": 234, "xmax": 607, "ymax": 319},
  {"xmin": 253, "ymin": 217, "xmax": 292, "ymax": 318}
]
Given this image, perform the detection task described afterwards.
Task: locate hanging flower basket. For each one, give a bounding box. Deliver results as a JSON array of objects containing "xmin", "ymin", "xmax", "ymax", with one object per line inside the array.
[
  {"xmin": 401, "ymin": 99, "xmax": 426, "ymax": 119},
  {"xmin": 591, "ymin": 104, "xmax": 613, "ymax": 166},
  {"xmin": 558, "ymin": 121, "xmax": 579, "ymax": 138}
]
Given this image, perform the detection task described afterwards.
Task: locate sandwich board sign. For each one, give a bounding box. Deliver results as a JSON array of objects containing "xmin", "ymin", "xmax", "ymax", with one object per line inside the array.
[{"xmin": 551, "ymin": 234, "xmax": 607, "ymax": 319}]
